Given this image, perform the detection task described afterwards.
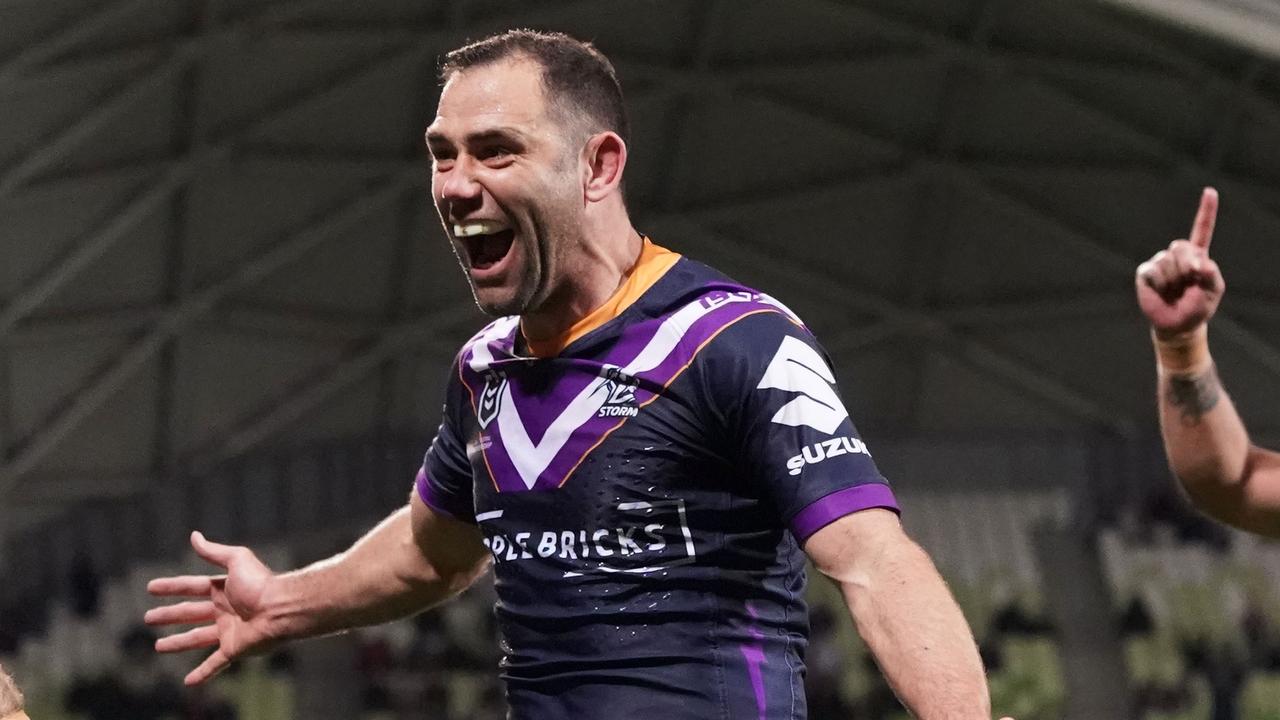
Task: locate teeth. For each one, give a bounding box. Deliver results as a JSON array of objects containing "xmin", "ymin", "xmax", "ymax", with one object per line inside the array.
[{"xmin": 453, "ymin": 220, "xmax": 508, "ymax": 238}]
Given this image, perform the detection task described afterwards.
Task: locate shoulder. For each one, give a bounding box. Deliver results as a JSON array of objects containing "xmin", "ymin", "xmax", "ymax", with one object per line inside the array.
[
  {"xmin": 686, "ymin": 283, "xmax": 815, "ymax": 366},
  {"xmin": 455, "ymin": 316, "xmax": 519, "ymax": 371},
  {"xmin": 630, "ymin": 256, "xmax": 818, "ymax": 367},
  {"xmin": 665, "ymin": 287, "xmax": 829, "ymax": 406},
  {"xmin": 650, "ymin": 257, "xmax": 807, "ymax": 331}
]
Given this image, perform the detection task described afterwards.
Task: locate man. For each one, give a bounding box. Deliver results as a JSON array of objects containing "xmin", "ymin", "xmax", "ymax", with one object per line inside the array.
[
  {"xmin": 0, "ymin": 664, "xmax": 29, "ymax": 720},
  {"xmin": 1136, "ymin": 187, "xmax": 1280, "ymax": 536},
  {"xmin": 147, "ymin": 30, "xmax": 1003, "ymax": 718}
]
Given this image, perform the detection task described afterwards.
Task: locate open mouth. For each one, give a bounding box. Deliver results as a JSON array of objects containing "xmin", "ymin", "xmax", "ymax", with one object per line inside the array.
[{"xmin": 454, "ymin": 220, "xmax": 515, "ymax": 271}]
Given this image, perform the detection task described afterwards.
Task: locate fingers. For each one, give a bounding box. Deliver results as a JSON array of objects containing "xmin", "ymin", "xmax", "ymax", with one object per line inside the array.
[
  {"xmin": 144, "ymin": 600, "xmax": 216, "ymax": 627},
  {"xmin": 1199, "ymin": 256, "xmax": 1225, "ymax": 294},
  {"xmin": 1166, "ymin": 239, "xmax": 1204, "ymax": 278},
  {"xmin": 1137, "ymin": 240, "xmax": 1217, "ymax": 296},
  {"xmin": 147, "ymin": 575, "xmax": 224, "ymax": 598},
  {"xmin": 1137, "ymin": 251, "xmax": 1174, "ymax": 293},
  {"xmin": 1188, "ymin": 186, "xmax": 1218, "ymax": 251},
  {"xmin": 154, "ymin": 624, "xmax": 219, "ymax": 654},
  {"xmin": 148, "ymin": 530, "xmax": 241, "ymax": 594},
  {"xmin": 186, "ymin": 649, "xmax": 233, "ymax": 686},
  {"xmin": 190, "ymin": 530, "xmax": 243, "ymax": 569}
]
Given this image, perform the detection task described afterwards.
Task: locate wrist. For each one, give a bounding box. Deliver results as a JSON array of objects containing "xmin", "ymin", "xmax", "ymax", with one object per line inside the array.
[
  {"xmin": 1153, "ymin": 325, "xmax": 1211, "ymax": 375},
  {"xmin": 258, "ymin": 571, "xmax": 311, "ymax": 642}
]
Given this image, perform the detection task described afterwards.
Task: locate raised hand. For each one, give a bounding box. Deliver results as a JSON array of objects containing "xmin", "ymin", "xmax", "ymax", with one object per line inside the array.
[
  {"xmin": 1135, "ymin": 187, "xmax": 1225, "ymax": 339},
  {"xmin": 145, "ymin": 531, "xmax": 281, "ymax": 685}
]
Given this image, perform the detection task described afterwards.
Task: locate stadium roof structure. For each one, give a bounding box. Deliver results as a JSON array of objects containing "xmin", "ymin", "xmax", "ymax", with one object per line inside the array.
[{"xmin": 2, "ymin": 0, "xmax": 1280, "ymax": 533}]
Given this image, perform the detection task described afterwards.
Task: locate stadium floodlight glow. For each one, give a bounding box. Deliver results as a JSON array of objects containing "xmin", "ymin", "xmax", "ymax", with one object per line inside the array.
[{"xmin": 1096, "ymin": 0, "xmax": 1280, "ymax": 60}]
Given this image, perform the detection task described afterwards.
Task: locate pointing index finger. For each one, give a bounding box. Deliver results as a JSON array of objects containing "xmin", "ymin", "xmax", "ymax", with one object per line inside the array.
[{"xmin": 1189, "ymin": 186, "xmax": 1218, "ymax": 251}]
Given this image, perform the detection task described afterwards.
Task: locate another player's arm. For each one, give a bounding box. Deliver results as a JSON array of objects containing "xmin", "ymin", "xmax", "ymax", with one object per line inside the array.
[
  {"xmin": 805, "ymin": 509, "xmax": 1002, "ymax": 720},
  {"xmin": 147, "ymin": 493, "xmax": 490, "ymax": 685},
  {"xmin": 0, "ymin": 663, "xmax": 29, "ymax": 720},
  {"xmin": 1137, "ymin": 188, "xmax": 1280, "ymax": 536},
  {"xmin": 1152, "ymin": 330, "xmax": 1280, "ymax": 535}
]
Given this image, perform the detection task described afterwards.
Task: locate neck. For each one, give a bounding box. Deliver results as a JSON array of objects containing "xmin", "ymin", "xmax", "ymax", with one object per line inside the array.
[
  {"xmin": 1, "ymin": 711, "xmax": 28, "ymax": 720},
  {"xmin": 521, "ymin": 210, "xmax": 643, "ymax": 341}
]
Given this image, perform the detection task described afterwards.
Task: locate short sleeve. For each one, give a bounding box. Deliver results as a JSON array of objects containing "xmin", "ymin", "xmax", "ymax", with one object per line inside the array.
[
  {"xmin": 701, "ymin": 310, "xmax": 897, "ymax": 543},
  {"xmin": 416, "ymin": 360, "xmax": 476, "ymax": 524}
]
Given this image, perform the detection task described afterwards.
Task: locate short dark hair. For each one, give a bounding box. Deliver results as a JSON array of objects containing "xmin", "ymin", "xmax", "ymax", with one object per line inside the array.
[
  {"xmin": 440, "ymin": 29, "xmax": 630, "ymax": 145},
  {"xmin": 0, "ymin": 664, "xmax": 23, "ymax": 716}
]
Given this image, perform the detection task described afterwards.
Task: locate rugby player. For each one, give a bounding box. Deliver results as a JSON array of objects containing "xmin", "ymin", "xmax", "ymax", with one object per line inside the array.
[
  {"xmin": 147, "ymin": 30, "xmax": 1006, "ymax": 718},
  {"xmin": 1137, "ymin": 187, "xmax": 1280, "ymax": 537},
  {"xmin": 0, "ymin": 664, "xmax": 29, "ymax": 720}
]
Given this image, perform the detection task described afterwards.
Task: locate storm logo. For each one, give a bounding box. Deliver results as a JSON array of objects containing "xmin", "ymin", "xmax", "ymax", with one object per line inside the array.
[{"xmin": 594, "ymin": 366, "xmax": 639, "ymax": 418}]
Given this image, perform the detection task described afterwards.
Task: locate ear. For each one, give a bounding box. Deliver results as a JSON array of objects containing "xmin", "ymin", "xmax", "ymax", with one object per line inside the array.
[{"xmin": 582, "ymin": 131, "xmax": 627, "ymax": 203}]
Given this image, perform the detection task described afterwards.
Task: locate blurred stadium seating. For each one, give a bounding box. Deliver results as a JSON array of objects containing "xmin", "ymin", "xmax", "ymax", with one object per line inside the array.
[{"xmin": 1100, "ymin": 524, "xmax": 1280, "ymax": 720}]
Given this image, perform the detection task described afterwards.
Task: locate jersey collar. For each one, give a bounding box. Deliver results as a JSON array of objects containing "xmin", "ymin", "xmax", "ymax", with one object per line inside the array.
[{"xmin": 521, "ymin": 237, "xmax": 680, "ymax": 358}]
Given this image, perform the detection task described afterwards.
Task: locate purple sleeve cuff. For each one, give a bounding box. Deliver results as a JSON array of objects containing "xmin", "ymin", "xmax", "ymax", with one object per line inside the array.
[
  {"xmin": 790, "ymin": 483, "xmax": 899, "ymax": 543},
  {"xmin": 415, "ymin": 468, "xmax": 475, "ymax": 524}
]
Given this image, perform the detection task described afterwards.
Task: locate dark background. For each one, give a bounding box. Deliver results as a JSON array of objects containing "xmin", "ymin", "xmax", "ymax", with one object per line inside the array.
[{"xmin": 2, "ymin": 0, "xmax": 1279, "ymax": 718}]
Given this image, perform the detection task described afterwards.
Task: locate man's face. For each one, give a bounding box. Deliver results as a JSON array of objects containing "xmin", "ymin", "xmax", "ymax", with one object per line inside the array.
[{"xmin": 426, "ymin": 58, "xmax": 584, "ymax": 317}]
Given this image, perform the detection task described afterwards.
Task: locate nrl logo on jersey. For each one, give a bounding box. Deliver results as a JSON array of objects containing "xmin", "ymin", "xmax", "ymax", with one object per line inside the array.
[
  {"xmin": 476, "ymin": 371, "xmax": 508, "ymax": 430},
  {"xmin": 595, "ymin": 366, "xmax": 639, "ymax": 418}
]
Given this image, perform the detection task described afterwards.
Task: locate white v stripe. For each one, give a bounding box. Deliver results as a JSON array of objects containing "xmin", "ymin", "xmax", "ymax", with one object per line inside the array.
[{"xmin": 491, "ymin": 294, "xmax": 760, "ymax": 489}]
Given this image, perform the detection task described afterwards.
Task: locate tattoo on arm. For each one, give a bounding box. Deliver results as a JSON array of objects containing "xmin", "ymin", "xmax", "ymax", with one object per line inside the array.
[{"xmin": 1166, "ymin": 365, "xmax": 1222, "ymax": 427}]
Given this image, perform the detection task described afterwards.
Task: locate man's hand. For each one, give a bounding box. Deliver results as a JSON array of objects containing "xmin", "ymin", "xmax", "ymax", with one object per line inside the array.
[
  {"xmin": 145, "ymin": 531, "xmax": 281, "ymax": 686},
  {"xmin": 1135, "ymin": 187, "xmax": 1225, "ymax": 340}
]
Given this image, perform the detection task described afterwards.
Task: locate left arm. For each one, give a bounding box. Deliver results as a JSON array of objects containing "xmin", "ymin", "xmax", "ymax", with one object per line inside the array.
[
  {"xmin": 697, "ymin": 310, "xmax": 1003, "ymax": 716},
  {"xmin": 805, "ymin": 508, "xmax": 1000, "ymax": 720}
]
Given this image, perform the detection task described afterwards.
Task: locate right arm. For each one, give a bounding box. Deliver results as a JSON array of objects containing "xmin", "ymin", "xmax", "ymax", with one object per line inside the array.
[
  {"xmin": 147, "ymin": 492, "xmax": 489, "ymax": 685},
  {"xmin": 1137, "ymin": 187, "xmax": 1280, "ymax": 536}
]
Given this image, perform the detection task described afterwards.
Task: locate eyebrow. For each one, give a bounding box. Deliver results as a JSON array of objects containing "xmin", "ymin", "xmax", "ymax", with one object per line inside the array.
[{"xmin": 425, "ymin": 126, "xmax": 531, "ymax": 147}]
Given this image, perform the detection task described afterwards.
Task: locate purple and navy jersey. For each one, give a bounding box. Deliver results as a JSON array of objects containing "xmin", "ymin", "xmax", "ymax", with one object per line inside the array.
[{"xmin": 417, "ymin": 249, "xmax": 897, "ymax": 719}]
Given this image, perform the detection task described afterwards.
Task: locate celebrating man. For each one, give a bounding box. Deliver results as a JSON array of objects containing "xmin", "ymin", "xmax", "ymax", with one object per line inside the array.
[
  {"xmin": 1136, "ymin": 187, "xmax": 1280, "ymax": 536},
  {"xmin": 147, "ymin": 29, "xmax": 1002, "ymax": 718}
]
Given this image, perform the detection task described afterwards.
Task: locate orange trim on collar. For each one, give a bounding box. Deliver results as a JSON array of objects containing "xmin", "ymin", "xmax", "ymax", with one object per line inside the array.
[{"xmin": 523, "ymin": 238, "xmax": 680, "ymax": 357}]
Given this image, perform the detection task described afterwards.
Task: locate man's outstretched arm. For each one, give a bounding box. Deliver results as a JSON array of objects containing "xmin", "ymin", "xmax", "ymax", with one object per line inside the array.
[
  {"xmin": 1137, "ymin": 187, "xmax": 1280, "ymax": 536},
  {"xmin": 146, "ymin": 491, "xmax": 490, "ymax": 685},
  {"xmin": 0, "ymin": 663, "xmax": 28, "ymax": 720},
  {"xmin": 804, "ymin": 508, "xmax": 1007, "ymax": 720}
]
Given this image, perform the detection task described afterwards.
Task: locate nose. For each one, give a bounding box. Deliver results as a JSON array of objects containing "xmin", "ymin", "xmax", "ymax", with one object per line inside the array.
[{"xmin": 435, "ymin": 157, "xmax": 482, "ymax": 217}]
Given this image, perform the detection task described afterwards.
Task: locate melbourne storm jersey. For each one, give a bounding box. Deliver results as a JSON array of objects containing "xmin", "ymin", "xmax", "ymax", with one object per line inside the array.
[{"xmin": 417, "ymin": 240, "xmax": 897, "ymax": 719}]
